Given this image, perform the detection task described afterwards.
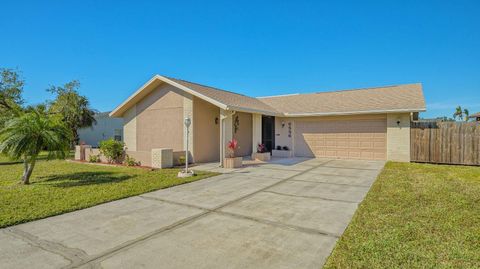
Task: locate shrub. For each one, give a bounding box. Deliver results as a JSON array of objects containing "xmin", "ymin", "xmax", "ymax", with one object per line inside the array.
[
  {"xmin": 276, "ymin": 145, "xmax": 282, "ymax": 150},
  {"xmin": 123, "ymin": 154, "xmax": 139, "ymax": 166},
  {"xmin": 282, "ymin": 146, "xmax": 289, "ymax": 151},
  {"xmin": 178, "ymin": 155, "xmax": 186, "ymax": 165},
  {"xmin": 88, "ymin": 154, "xmax": 100, "ymax": 163},
  {"xmin": 99, "ymin": 138, "xmax": 124, "ymax": 163}
]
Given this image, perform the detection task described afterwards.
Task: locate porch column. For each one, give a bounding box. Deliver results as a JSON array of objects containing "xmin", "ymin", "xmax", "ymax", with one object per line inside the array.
[
  {"xmin": 220, "ymin": 109, "xmax": 234, "ymax": 166},
  {"xmin": 252, "ymin": 114, "xmax": 262, "ymax": 154}
]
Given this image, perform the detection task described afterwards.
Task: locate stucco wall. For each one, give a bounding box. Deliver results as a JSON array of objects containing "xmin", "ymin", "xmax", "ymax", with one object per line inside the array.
[
  {"xmin": 193, "ymin": 97, "xmax": 220, "ymax": 163},
  {"xmin": 84, "ymin": 148, "xmax": 108, "ymax": 163},
  {"xmin": 387, "ymin": 113, "xmax": 411, "ymax": 162},
  {"xmin": 135, "ymin": 84, "xmax": 187, "ymax": 152},
  {"xmin": 126, "ymin": 150, "xmax": 152, "ymax": 167},
  {"xmin": 233, "ymin": 112, "xmax": 253, "ymax": 157},
  {"xmin": 275, "ymin": 117, "xmax": 294, "ymax": 150},
  {"xmin": 123, "ymin": 105, "xmax": 137, "ymax": 151}
]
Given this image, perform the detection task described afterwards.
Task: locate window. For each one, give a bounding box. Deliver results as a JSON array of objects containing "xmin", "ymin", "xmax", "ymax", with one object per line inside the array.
[{"xmin": 114, "ymin": 129, "xmax": 122, "ymax": 141}]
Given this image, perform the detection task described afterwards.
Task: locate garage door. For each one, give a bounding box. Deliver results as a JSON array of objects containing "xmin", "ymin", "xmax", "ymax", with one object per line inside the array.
[{"xmin": 294, "ymin": 116, "xmax": 387, "ymax": 160}]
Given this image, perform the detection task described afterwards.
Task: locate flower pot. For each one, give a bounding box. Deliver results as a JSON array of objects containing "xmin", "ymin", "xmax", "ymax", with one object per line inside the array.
[
  {"xmin": 224, "ymin": 157, "xmax": 242, "ymax": 168},
  {"xmin": 252, "ymin": 152, "xmax": 271, "ymax": 161}
]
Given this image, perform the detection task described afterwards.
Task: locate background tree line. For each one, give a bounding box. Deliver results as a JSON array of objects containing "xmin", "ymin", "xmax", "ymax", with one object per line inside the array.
[{"xmin": 0, "ymin": 68, "xmax": 96, "ymax": 184}]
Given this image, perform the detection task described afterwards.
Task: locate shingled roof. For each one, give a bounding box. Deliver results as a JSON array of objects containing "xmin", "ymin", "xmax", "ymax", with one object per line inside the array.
[
  {"xmin": 165, "ymin": 77, "xmax": 279, "ymax": 115},
  {"xmin": 258, "ymin": 84, "xmax": 426, "ymax": 116},
  {"xmin": 110, "ymin": 75, "xmax": 426, "ymax": 117}
]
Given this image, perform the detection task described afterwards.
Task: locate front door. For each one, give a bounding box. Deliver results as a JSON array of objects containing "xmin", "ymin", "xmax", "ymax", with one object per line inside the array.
[{"xmin": 261, "ymin": 116, "xmax": 275, "ymax": 152}]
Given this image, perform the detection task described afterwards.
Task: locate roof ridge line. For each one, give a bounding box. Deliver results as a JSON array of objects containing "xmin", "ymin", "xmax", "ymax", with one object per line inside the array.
[
  {"xmin": 311, "ymin": 83, "xmax": 422, "ymax": 94},
  {"xmin": 258, "ymin": 83, "xmax": 422, "ymax": 99},
  {"xmin": 257, "ymin": 93, "xmax": 300, "ymax": 99},
  {"xmin": 163, "ymin": 75, "xmax": 253, "ymax": 98}
]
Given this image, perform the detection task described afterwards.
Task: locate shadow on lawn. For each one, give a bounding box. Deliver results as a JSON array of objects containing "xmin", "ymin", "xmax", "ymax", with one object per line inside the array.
[{"xmin": 37, "ymin": 171, "xmax": 136, "ymax": 188}]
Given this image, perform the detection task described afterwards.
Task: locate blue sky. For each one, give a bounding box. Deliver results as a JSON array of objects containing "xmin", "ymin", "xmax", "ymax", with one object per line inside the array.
[{"xmin": 1, "ymin": 0, "xmax": 479, "ymax": 118}]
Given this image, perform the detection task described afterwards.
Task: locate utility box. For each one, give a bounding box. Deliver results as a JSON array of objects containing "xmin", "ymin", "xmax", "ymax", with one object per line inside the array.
[{"xmin": 151, "ymin": 148, "xmax": 173, "ymax": 169}]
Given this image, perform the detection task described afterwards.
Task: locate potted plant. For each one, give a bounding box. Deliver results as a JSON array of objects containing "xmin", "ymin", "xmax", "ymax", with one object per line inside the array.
[
  {"xmin": 224, "ymin": 138, "xmax": 242, "ymax": 168},
  {"xmin": 252, "ymin": 143, "xmax": 271, "ymax": 161},
  {"xmin": 272, "ymin": 145, "xmax": 293, "ymax": 158}
]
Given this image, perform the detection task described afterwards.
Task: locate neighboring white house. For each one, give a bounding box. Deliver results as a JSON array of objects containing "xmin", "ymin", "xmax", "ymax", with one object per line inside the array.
[{"xmin": 78, "ymin": 112, "xmax": 123, "ymax": 147}]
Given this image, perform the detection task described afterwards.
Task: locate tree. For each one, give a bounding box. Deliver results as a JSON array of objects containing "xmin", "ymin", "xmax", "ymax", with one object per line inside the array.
[
  {"xmin": 0, "ymin": 109, "xmax": 71, "ymax": 184},
  {"xmin": 453, "ymin": 106, "xmax": 464, "ymax": 121},
  {"xmin": 463, "ymin": 108, "xmax": 470, "ymax": 122},
  {"xmin": 48, "ymin": 80, "xmax": 96, "ymax": 146},
  {"xmin": 0, "ymin": 68, "xmax": 24, "ymax": 127},
  {"xmin": 452, "ymin": 106, "xmax": 472, "ymax": 122}
]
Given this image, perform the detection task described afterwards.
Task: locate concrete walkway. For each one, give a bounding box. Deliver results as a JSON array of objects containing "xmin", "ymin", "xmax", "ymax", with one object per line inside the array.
[{"xmin": 0, "ymin": 158, "xmax": 384, "ymax": 269}]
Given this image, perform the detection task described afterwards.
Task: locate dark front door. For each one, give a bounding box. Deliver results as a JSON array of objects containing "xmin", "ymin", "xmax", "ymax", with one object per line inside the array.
[{"xmin": 262, "ymin": 116, "xmax": 275, "ymax": 152}]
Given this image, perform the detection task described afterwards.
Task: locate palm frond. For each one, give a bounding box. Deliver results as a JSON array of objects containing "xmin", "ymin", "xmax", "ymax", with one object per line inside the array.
[{"xmin": 0, "ymin": 110, "xmax": 72, "ymax": 161}]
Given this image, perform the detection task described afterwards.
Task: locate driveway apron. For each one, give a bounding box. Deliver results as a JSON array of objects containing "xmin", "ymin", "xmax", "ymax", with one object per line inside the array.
[{"xmin": 0, "ymin": 158, "xmax": 384, "ymax": 269}]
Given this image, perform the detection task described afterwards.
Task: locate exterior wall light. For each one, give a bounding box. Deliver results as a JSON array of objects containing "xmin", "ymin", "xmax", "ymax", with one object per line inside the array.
[{"xmin": 184, "ymin": 117, "xmax": 191, "ymax": 128}]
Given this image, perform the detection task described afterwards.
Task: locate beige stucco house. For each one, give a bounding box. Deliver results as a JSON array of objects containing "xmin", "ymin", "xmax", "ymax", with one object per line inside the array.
[{"xmin": 110, "ymin": 75, "xmax": 426, "ymax": 167}]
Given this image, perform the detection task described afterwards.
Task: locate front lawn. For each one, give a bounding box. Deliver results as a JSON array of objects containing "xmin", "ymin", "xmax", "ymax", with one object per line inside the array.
[
  {"xmin": 324, "ymin": 162, "xmax": 480, "ymax": 268},
  {"xmin": 0, "ymin": 154, "xmax": 11, "ymax": 163},
  {"xmin": 0, "ymin": 160, "xmax": 218, "ymax": 228},
  {"xmin": 0, "ymin": 151, "xmax": 71, "ymax": 165}
]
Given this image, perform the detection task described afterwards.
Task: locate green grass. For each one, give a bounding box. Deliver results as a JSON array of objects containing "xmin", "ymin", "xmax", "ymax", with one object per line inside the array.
[
  {"xmin": 0, "ymin": 153, "xmax": 36, "ymax": 164},
  {"xmin": 0, "ymin": 160, "xmax": 218, "ymax": 228},
  {"xmin": 324, "ymin": 162, "xmax": 480, "ymax": 268},
  {"xmin": 0, "ymin": 154, "xmax": 11, "ymax": 163},
  {"xmin": 0, "ymin": 151, "xmax": 73, "ymax": 165}
]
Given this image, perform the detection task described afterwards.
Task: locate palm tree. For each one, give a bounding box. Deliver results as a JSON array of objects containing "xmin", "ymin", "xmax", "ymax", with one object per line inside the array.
[
  {"xmin": 463, "ymin": 108, "xmax": 470, "ymax": 122},
  {"xmin": 453, "ymin": 106, "xmax": 463, "ymax": 121},
  {"xmin": 0, "ymin": 110, "xmax": 71, "ymax": 184}
]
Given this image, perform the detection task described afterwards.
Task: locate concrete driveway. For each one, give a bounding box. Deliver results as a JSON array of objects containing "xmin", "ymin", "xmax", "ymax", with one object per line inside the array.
[{"xmin": 0, "ymin": 158, "xmax": 384, "ymax": 269}]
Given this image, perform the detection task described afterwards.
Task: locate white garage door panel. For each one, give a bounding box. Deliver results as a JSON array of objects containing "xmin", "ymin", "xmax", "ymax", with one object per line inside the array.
[{"xmin": 294, "ymin": 118, "xmax": 387, "ymax": 160}]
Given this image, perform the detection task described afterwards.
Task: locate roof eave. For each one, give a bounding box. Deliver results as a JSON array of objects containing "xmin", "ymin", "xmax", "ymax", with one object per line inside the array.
[
  {"xmin": 226, "ymin": 105, "xmax": 280, "ymax": 116},
  {"xmin": 160, "ymin": 76, "xmax": 229, "ymax": 110},
  {"xmin": 110, "ymin": 75, "xmax": 230, "ymax": 117},
  {"xmin": 110, "ymin": 74, "xmax": 282, "ymax": 117},
  {"xmin": 110, "ymin": 75, "xmax": 160, "ymax": 118}
]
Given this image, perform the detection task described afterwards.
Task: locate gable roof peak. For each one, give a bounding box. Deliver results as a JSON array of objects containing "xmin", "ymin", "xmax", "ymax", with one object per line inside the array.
[{"xmin": 161, "ymin": 75, "xmax": 252, "ymax": 98}]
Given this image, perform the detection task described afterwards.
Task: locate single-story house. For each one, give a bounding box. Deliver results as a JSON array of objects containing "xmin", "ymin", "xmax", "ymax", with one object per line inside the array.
[
  {"xmin": 78, "ymin": 112, "xmax": 123, "ymax": 147},
  {"xmin": 109, "ymin": 75, "xmax": 426, "ymax": 167}
]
